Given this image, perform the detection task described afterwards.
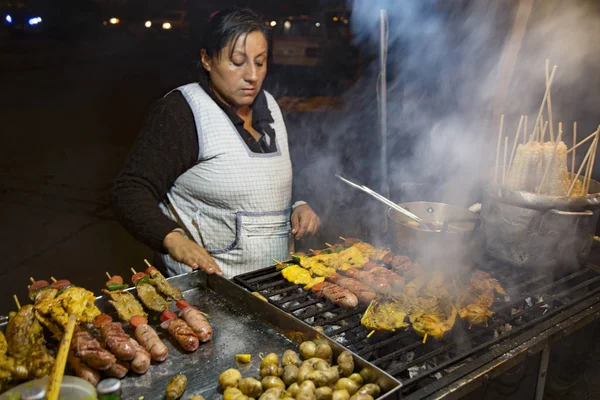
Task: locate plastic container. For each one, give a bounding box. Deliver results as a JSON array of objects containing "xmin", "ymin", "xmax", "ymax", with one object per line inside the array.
[{"xmin": 0, "ymin": 376, "xmax": 97, "ymax": 400}]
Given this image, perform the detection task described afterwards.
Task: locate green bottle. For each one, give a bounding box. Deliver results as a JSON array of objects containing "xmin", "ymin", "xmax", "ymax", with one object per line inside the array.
[{"xmin": 97, "ymin": 378, "xmax": 122, "ymax": 400}]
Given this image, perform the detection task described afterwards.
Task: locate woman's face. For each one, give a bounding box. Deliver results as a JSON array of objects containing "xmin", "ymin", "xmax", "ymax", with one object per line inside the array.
[{"xmin": 201, "ymin": 31, "xmax": 268, "ymax": 109}]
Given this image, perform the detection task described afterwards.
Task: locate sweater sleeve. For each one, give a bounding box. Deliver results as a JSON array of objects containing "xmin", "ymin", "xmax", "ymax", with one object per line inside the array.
[{"xmin": 111, "ymin": 91, "xmax": 199, "ymax": 253}]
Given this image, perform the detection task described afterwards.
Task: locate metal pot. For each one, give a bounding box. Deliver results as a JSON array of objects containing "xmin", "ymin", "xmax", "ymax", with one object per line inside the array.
[
  {"xmin": 481, "ymin": 179, "xmax": 600, "ymax": 270},
  {"xmin": 386, "ymin": 201, "xmax": 481, "ymax": 263}
]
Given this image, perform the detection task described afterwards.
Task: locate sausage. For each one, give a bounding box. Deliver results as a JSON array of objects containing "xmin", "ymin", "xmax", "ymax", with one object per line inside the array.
[
  {"xmin": 134, "ymin": 324, "xmax": 168, "ymax": 362},
  {"xmin": 104, "ymin": 360, "xmax": 129, "ymax": 378},
  {"xmin": 391, "ymin": 255, "xmax": 412, "ymax": 268},
  {"xmin": 51, "ymin": 279, "xmax": 71, "ymax": 290},
  {"xmin": 129, "ymin": 339, "xmax": 151, "ymax": 374},
  {"xmin": 327, "ymin": 275, "xmax": 377, "ymax": 305},
  {"xmin": 180, "ymin": 308, "xmax": 213, "ymax": 342},
  {"xmin": 361, "ymin": 264, "xmax": 405, "ymax": 292},
  {"xmin": 71, "ymin": 329, "xmax": 116, "ymax": 371},
  {"xmin": 166, "ymin": 318, "xmax": 199, "ymax": 352},
  {"xmin": 344, "ymin": 269, "xmax": 391, "ymax": 295},
  {"xmin": 311, "ymin": 282, "xmax": 358, "ymax": 309},
  {"xmin": 67, "ymin": 353, "xmax": 100, "ymax": 386},
  {"xmin": 100, "ymin": 322, "xmax": 136, "ymax": 361}
]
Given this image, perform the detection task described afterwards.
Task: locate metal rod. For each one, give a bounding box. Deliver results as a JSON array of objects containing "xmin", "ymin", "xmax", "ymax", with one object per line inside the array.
[
  {"xmin": 379, "ymin": 9, "xmax": 388, "ymax": 198},
  {"xmin": 535, "ymin": 346, "xmax": 551, "ymax": 400}
]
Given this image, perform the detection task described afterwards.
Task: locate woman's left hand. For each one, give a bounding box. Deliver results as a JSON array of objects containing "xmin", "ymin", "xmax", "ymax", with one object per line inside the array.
[{"xmin": 291, "ymin": 204, "xmax": 320, "ymax": 239}]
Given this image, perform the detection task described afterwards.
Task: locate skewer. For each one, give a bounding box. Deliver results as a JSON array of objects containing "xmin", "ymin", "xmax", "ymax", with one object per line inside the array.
[
  {"xmin": 567, "ymin": 137, "xmax": 597, "ymax": 196},
  {"xmin": 50, "ymin": 277, "xmax": 57, "ymax": 282},
  {"xmin": 30, "ymin": 277, "xmax": 36, "ymax": 283},
  {"xmin": 539, "ymin": 120, "xmax": 549, "ymax": 143},
  {"xmin": 584, "ymin": 132, "xmax": 598, "ymax": 194},
  {"xmin": 339, "ymin": 236, "xmax": 347, "ymax": 241},
  {"xmin": 545, "ymin": 59, "xmax": 555, "ymax": 142},
  {"xmin": 272, "ymin": 258, "xmax": 282, "ymax": 264},
  {"xmin": 508, "ymin": 115, "xmax": 524, "ymax": 172},
  {"xmin": 531, "ymin": 64, "xmax": 557, "ymax": 144},
  {"xmin": 106, "ymin": 272, "xmax": 112, "ymax": 280},
  {"xmin": 494, "ymin": 114, "xmax": 505, "ymax": 183},
  {"xmin": 523, "ymin": 115, "xmax": 528, "ymax": 145},
  {"xmin": 143, "ymin": 259, "xmax": 152, "ymax": 268},
  {"xmin": 538, "ymin": 122, "xmax": 563, "ymax": 194},
  {"xmin": 567, "ymin": 129, "xmax": 599, "ymax": 154},
  {"xmin": 325, "ymin": 243, "xmax": 333, "ymax": 248},
  {"xmin": 422, "ymin": 333, "xmax": 428, "ymax": 344},
  {"xmin": 572, "ymin": 122, "xmax": 577, "ymax": 174},
  {"xmin": 502, "ymin": 136, "xmax": 509, "ymax": 184},
  {"xmin": 13, "ymin": 294, "xmax": 21, "ymax": 310},
  {"xmin": 367, "ymin": 330, "xmax": 375, "ymax": 338},
  {"xmin": 47, "ymin": 313, "xmax": 78, "ymax": 400},
  {"xmin": 131, "ymin": 268, "xmax": 137, "ymax": 275}
]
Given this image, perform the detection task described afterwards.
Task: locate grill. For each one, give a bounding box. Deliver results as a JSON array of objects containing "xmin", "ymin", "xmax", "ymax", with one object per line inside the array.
[{"xmin": 234, "ymin": 258, "xmax": 600, "ymax": 398}]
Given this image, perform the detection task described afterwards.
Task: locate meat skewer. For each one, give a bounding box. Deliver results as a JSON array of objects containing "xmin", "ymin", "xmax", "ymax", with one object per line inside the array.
[
  {"xmin": 71, "ymin": 327, "xmax": 116, "ymax": 371},
  {"xmin": 176, "ymin": 300, "xmax": 213, "ymax": 343},
  {"xmin": 131, "ymin": 270, "xmax": 170, "ymax": 313},
  {"xmin": 67, "ymin": 352, "xmax": 101, "ymax": 386},
  {"xmin": 343, "ymin": 269, "xmax": 391, "ymax": 295},
  {"xmin": 160, "ymin": 311, "xmax": 199, "ymax": 352},
  {"xmin": 129, "ymin": 315, "xmax": 168, "ymax": 362},
  {"xmin": 102, "ymin": 273, "xmax": 147, "ymax": 323},
  {"xmin": 93, "ymin": 314, "xmax": 136, "ymax": 361},
  {"xmin": 144, "ymin": 260, "xmax": 183, "ymax": 301},
  {"xmin": 327, "ymin": 275, "xmax": 376, "ymax": 305},
  {"xmin": 362, "ymin": 262, "xmax": 405, "ymax": 292},
  {"xmin": 310, "ymin": 281, "xmax": 358, "ymax": 309},
  {"xmin": 128, "ymin": 338, "xmax": 151, "ymax": 374},
  {"xmin": 104, "ymin": 360, "xmax": 129, "ymax": 379}
]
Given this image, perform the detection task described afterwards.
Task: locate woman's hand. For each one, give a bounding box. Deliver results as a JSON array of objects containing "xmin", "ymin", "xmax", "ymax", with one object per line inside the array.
[
  {"xmin": 163, "ymin": 231, "xmax": 223, "ymax": 275},
  {"xmin": 291, "ymin": 204, "xmax": 321, "ymax": 239}
]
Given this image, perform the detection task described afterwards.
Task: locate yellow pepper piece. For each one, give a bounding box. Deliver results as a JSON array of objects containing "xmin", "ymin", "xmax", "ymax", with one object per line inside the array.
[{"xmin": 304, "ymin": 277, "xmax": 325, "ymax": 290}]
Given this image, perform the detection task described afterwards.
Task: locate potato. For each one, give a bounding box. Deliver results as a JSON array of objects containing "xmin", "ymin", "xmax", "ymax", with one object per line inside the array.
[
  {"xmin": 304, "ymin": 357, "xmax": 325, "ymax": 368},
  {"xmin": 282, "ymin": 350, "xmax": 302, "ymax": 367},
  {"xmin": 324, "ymin": 367, "xmax": 340, "ymax": 386},
  {"xmin": 335, "ymin": 378, "xmax": 359, "ymax": 395},
  {"xmin": 332, "ymin": 390, "xmax": 350, "ymax": 400},
  {"xmin": 316, "ymin": 386, "xmax": 333, "ymax": 400},
  {"xmin": 258, "ymin": 388, "xmax": 283, "ymax": 400},
  {"xmin": 336, "ymin": 351, "xmax": 354, "ymax": 377},
  {"xmin": 223, "ymin": 387, "xmax": 244, "ymax": 400},
  {"xmin": 315, "ymin": 344, "xmax": 333, "ymax": 364},
  {"xmin": 357, "ymin": 383, "xmax": 381, "ymax": 398},
  {"xmin": 349, "ymin": 395, "xmax": 374, "ymax": 400},
  {"xmin": 297, "ymin": 380, "xmax": 317, "ymax": 398},
  {"xmin": 358, "ymin": 368, "xmax": 376, "ymax": 384},
  {"xmin": 307, "ymin": 370, "xmax": 330, "ymax": 387},
  {"xmin": 297, "ymin": 364, "xmax": 314, "ymax": 383},
  {"xmin": 259, "ymin": 363, "xmax": 283, "ymax": 378},
  {"xmin": 297, "ymin": 392, "xmax": 317, "ymax": 400},
  {"xmin": 313, "ymin": 360, "xmax": 330, "ymax": 371},
  {"xmin": 261, "ymin": 375, "xmax": 285, "ymax": 391},
  {"xmin": 348, "ymin": 374, "xmax": 363, "ymax": 386},
  {"xmin": 260, "ymin": 353, "xmax": 279, "ymax": 369},
  {"xmin": 219, "ymin": 369, "xmax": 242, "ymax": 390},
  {"xmin": 287, "ymin": 382, "xmax": 300, "ymax": 397},
  {"xmin": 282, "ymin": 365, "xmax": 299, "ymax": 386},
  {"xmin": 239, "ymin": 377, "xmax": 262, "ymax": 397},
  {"xmin": 300, "ymin": 341, "xmax": 317, "ymax": 359},
  {"xmin": 189, "ymin": 396, "xmax": 205, "ymax": 400}
]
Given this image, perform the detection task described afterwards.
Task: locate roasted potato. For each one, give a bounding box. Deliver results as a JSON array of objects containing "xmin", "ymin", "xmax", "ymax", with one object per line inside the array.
[
  {"xmin": 316, "ymin": 386, "xmax": 334, "ymax": 400},
  {"xmin": 332, "ymin": 389, "xmax": 351, "ymax": 400},
  {"xmin": 297, "ymin": 364, "xmax": 314, "ymax": 383},
  {"xmin": 349, "ymin": 374, "xmax": 363, "ymax": 386},
  {"xmin": 324, "ymin": 367, "xmax": 340, "ymax": 386},
  {"xmin": 306, "ymin": 370, "xmax": 330, "ymax": 387},
  {"xmin": 335, "ymin": 378, "xmax": 359, "ymax": 395},
  {"xmin": 261, "ymin": 376, "xmax": 285, "ymax": 390},
  {"xmin": 165, "ymin": 374, "xmax": 187, "ymax": 400},
  {"xmin": 337, "ymin": 351, "xmax": 354, "ymax": 377},
  {"xmin": 259, "ymin": 363, "xmax": 283, "ymax": 378},
  {"xmin": 219, "ymin": 368, "xmax": 242, "ymax": 390},
  {"xmin": 223, "ymin": 387, "xmax": 244, "ymax": 400},
  {"xmin": 282, "ymin": 365, "xmax": 299, "ymax": 386},
  {"xmin": 349, "ymin": 394, "xmax": 374, "ymax": 400},
  {"xmin": 303, "ymin": 357, "xmax": 324, "ymax": 368},
  {"xmin": 315, "ymin": 343, "xmax": 333, "ymax": 364},
  {"xmin": 313, "ymin": 359, "xmax": 330, "ymax": 371},
  {"xmin": 282, "ymin": 349, "xmax": 302, "ymax": 367},
  {"xmin": 357, "ymin": 383, "xmax": 381, "ymax": 398},
  {"xmin": 359, "ymin": 368, "xmax": 376, "ymax": 384},
  {"xmin": 258, "ymin": 387, "xmax": 283, "ymax": 400},
  {"xmin": 239, "ymin": 377, "xmax": 262, "ymax": 398},
  {"xmin": 297, "ymin": 380, "xmax": 317, "ymax": 400},
  {"xmin": 288, "ymin": 382, "xmax": 300, "ymax": 397},
  {"xmin": 300, "ymin": 341, "xmax": 317, "ymax": 359},
  {"xmin": 260, "ymin": 353, "xmax": 280, "ymax": 368},
  {"xmin": 189, "ymin": 396, "xmax": 205, "ymax": 400}
]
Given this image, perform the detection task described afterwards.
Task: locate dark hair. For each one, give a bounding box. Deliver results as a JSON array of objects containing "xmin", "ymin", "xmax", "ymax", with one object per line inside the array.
[{"xmin": 201, "ymin": 7, "xmax": 268, "ymax": 62}]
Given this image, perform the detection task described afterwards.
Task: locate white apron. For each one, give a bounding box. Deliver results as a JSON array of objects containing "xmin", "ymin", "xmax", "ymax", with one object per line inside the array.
[{"xmin": 158, "ymin": 83, "xmax": 293, "ymax": 278}]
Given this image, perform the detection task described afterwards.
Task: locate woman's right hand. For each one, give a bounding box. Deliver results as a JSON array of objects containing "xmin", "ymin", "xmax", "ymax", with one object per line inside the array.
[{"xmin": 163, "ymin": 231, "xmax": 223, "ymax": 275}]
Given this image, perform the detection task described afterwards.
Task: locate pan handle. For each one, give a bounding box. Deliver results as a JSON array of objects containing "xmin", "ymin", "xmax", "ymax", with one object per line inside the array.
[{"xmin": 549, "ymin": 209, "xmax": 594, "ymax": 216}]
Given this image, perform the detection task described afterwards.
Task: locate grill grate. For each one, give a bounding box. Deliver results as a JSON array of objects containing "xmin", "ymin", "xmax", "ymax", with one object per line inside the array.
[{"xmin": 234, "ymin": 259, "xmax": 600, "ymax": 396}]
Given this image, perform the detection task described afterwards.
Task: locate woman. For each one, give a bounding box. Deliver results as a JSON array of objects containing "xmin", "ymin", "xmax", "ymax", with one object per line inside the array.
[{"xmin": 111, "ymin": 8, "xmax": 320, "ymax": 278}]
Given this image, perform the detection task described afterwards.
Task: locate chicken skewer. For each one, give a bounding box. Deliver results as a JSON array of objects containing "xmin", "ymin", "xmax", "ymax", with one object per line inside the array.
[
  {"xmin": 102, "ymin": 273, "xmax": 147, "ymax": 322},
  {"xmin": 131, "ymin": 269, "xmax": 171, "ymax": 313},
  {"xmin": 143, "ymin": 260, "xmax": 183, "ymax": 301}
]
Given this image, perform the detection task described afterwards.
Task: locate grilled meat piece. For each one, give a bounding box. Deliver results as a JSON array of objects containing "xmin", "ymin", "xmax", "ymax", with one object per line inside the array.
[
  {"xmin": 67, "ymin": 352, "xmax": 100, "ymax": 386},
  {"xmin": 180, "ymin": 308, "xmax": 213, "ymax": 343},
  {"xmin": 166, "ymin": 318, "xmax": 199, "ymax": 352},
  {"xmin": 343, "ymin": 269, "xmax": 391, "ymax": 295},
  {"xmin": 0, "ymin": 332, "xmax": 7, "ymax": 356},
  {"xmin": 129, "ymin": 339, "xmax": 151, "ymax": 374},
  {"xmin": 33, "ymin": 287, "xmax": 59, "ymax": 315},
  {"xmin": 104, "ymin": 360, "xmax": 129, "ymax": 379},
  {"xmin": 134, "ymin": 323, "xmax": 168, "ymax": 362},
  {"xmin": 361, "ymin": 297, "xmax": 410, "ymax": 331},
  {"xmin": 362, "ymin": 263, "xmax": 405, "ymax": 292},
  {"xmin": 147, "ymin": 268, "xmax": 183, "ymax": 301},
  {"xmin": 54, "ymin": 287, "xmax": 101, "ymax": 325},
  {"xmin": 71, "ymin": 328, "xmax": 116, "ymax": 370},
  {"xmin": 0, "ymin": 354, "xmax": 29, "ymax": 381},
  {"xmin": 459, "ymin": 304, "xmax": 495, "ymax": 326},
  {"xmin": 99, "ymin": 322, "xmax": 137, "ymax": 361},
  {"xmin": 311, "ymin": 281, "xmax": 358, "ymax": 309},
  {"xmin": 327, "ymin": 275, "xmax": 376, "ymax": 305},
  {"xmin": 6, "ymin": 305, "xmax": 44, "ymax": 361},
  {"xmin": 34, "ymin": 310, "xmax": 63, "ymax": 340},
  {"xmin": 102, "ymin": 289, "xmax": 147, "ymax": 322},
  {"xmin": 25, "ymin": 342, "xmax": 54, "ymax": 379},
  {"xmin": 136, "ymin": 283, "xmax": 170, "ymax": 313},
  {"xmin": 281, "ymin": 265, "xmax": 313, "ymax": 285}
]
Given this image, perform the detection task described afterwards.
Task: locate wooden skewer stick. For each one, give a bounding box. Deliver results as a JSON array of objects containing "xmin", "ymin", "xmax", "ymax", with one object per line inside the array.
[
  {"xmin": 572, "ymin": 122, "xmax": 577, "ymax": 174},
  {"xmin": 272, "ymin": 258, "xmax": 282, "ymax": 264},
  {"xmin": 325, "ymin": 243, "xmax": 333, "ymax": 248},
  {"xmin": 13, "ymin": 294, "xmax": 21, "ymax": 310},
  {"xmin": 545, "ymin": 59, "xmax": 555, "ymax": 143},
  {"xmin": 143, "ymin": 259, "xmax": 152, "ymax": 268},
  {"xmin": 539, "ymin": 120, "xmax": 549, "ymax": 143},
  {"xmin": 47, "ymin": 313, "xmax": 78, "ymax": 400},
  {"xmin": 502, "ymin": 136, "xmax": 509, "ymax": 184},
  {"xmin": 106, "ymin": 272, "xmax": 112, "ymax": 280},
  {"xmin": 568, "ymin": 137, "xmax": 597, "ymax": 196},
  {"xmin": 30, "ymin": 277, "xmax": 35, "ymax": 283},
  {"xmin": 508, "ymin": 115, "xmax": 525, "ymax": 172},
  {"xmin": 50, "ymin": 277, "xmax": 57, "ymax": 282},
  {"xmin": 523, "ymin": 115, "xmax": 529, "ymax": 145},
  {"xmin": 538, "ymin": 122, "xmax": 563, "ymax": 194},
  {"xmin": 339, "ymin": 236, "xmax": 347, "ymax": 241},
  {"xmin": 131, "ymin": 268, "xmax": 137, "ymax": 275},
  {"xmin": 367, "ymin": 330, "xmax": 375, "ymax": 338},
  {"xmin": 584, "ymin": 132, "xmax": 598, "ymax": 194},
  {"xmin": 422, "ymin": 333, "xmax": 428, "ymax": 344},
  {"xmin": 531, "ymin": 65, "xmax": 557, "ymax": 143},
  {"xmin": 567, "ymin": 129, "xmax": 599, "ymax": 154},
  {"xmin": 495, "ymin": 115, "xmax": 505, "ymax": 183}
]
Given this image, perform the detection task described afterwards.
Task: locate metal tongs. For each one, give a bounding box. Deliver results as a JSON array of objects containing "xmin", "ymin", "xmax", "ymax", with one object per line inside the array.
[{"xmin": 336, "ymin": 174, "xmax": 434, "ymax": 231}]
